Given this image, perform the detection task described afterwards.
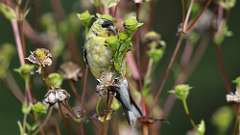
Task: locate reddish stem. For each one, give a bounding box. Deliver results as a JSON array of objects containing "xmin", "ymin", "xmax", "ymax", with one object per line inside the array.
[
  {"xmin": 151, "ymin": 36, "xmax": 184, "ymax": 109},
  {"xmin": 11, "ymin": 20, "xmax": 25, "ymax": 65},
  {"xmin": 185, "ymin": 0, "xmax": 213, "ymax": 32}
]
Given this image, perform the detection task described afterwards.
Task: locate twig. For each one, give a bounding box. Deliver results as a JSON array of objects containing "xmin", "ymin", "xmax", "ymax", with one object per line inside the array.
[
  {"xmin": 182, "ymin": 100, "xmax": 196, "ymax": 128},
  {"xmin": 69, "ymin": 80, "xmax": 82, "ymax": 104},
  {"xmin": 185, "ymin": 0, "xmax": 213, "ymax": 32},
  {"xmin": 11, "ymin": 20, "xmax": 25, "ymax": 65},
  {"xmin": 81, "ymin": 68, "xmax": 89, "ymax": 105},
  {"xmin": 59, "ymin": 103, "xmax": 72, "ymax": 135},
  {"xmin": 214, "ymin": 45, "xmax": 232, "ymax": 92},
  {"xmin": 182, "ymin": 0, "xmax": 194, "ymax": 33},
  {"xmin": 151, "ymin": 0, "xmax": 196, "ymax": 107},
  {"xmin": 126, "ymin": 52, "xmax": 141, "ymax": 80},
  {"xmin": 151, "ymin": 35, "xmax": 184, "ymax": 109}
]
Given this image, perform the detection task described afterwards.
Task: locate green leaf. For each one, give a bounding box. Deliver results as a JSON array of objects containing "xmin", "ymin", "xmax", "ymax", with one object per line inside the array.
[
  {"xmin": 214, "ymin": 22, "xmax": 233, "ymax": 45},
  {"xmin": 113, "ymin": 38, "xmax": 132, "ymax": 73},
  {"xmin": 106, "ymin": 36, "xmax": 119, "ymax": 52},
  {"xmin": 197, "ymin": 120, "xmax": 206, "ymax": 135},
  {"xmin": 0, "ymin": 3, "xmax": 16, "ymax": 20},
  {"xmin": 32, "ymin": 102, "xmax": 48, "ymax": 114},
  {"xmin": 47, "ymin": 73, "xmax": 63, "ymax": 88},
  {"xmin": 77, "ymin": 11, "xmax": 94, "ymax": 27},
  {"xmin": 233, "ymin": 76, "xmax": 240, "ymax": 87},
  {"xmin": 26, "ymin": 123, "xmax": 38, "ymax": 131}
]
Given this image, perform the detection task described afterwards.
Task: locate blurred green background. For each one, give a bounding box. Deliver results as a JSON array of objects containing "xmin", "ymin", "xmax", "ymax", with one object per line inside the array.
[{"xmin": 0, "ymin": 0, "xmax": 239, "ymax": 134}]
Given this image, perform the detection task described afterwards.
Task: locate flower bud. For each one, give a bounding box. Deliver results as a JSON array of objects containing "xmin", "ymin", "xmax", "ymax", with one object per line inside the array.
[
  {"xmin": 47, "ymin": 73, "xmax": 63, "ymax": 88},
  {"xmin": 77, "ymin": 11, "xmax": 93, "ymax": 27},
  {"xmin": 15, "ymin": 64, "xmax": 35, "ymax": 81},
  {"xmin": 170, "ymin": 84, "xmax": 192, "ymax": 101}
]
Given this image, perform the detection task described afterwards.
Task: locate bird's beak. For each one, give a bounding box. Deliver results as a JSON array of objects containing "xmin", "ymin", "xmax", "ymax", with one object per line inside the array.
[{"xmin": 108, "ymin": 25, "xmax": 117, "ymax": 35}]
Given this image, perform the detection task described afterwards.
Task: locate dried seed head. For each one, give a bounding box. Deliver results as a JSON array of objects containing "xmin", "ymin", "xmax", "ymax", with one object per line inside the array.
[
  {"xmin": 43, "ymin": 89, "xmax": 70, "ymax": 105},
  {"xmin": 226, "ymin": 91, "xmax": 240, "ymax": 103},
  {"xmin": 26, "ymin": 48, "xmax": 52, "ymax": 73},
  {"xmin": 96, "ymin": 72, "xmax": 117, "ymax": 96},
  {"xmin": 143, "ymin": 31, "xmax": 161, "ymax": 44},
  {"xmin": 60, "ymin": 62, "xmax": 82, "ymax": 81}
]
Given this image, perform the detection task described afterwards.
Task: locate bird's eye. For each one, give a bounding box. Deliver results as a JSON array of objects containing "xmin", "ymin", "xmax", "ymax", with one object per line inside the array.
[{"xmin": 101, "ymin": 20, "xmax": 113, "ymax": 28}]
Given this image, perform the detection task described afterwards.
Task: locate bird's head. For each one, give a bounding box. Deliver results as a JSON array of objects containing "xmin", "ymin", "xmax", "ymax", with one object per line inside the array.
[{"xmin": 91, "ymin": 18, "xmax": 117, "ymax": 37}]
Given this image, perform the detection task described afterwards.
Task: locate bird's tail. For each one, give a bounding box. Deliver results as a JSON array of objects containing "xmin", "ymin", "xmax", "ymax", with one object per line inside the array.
[{"xmin": 115, "ymin": 79, "xmax": 142, "ymax": 126}]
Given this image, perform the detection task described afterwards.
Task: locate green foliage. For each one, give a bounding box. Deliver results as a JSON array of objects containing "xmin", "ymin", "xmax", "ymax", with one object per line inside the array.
[
  {"xmin": 112, "ymin": 16, "xmax": 143, "ymax": 73},
  {"xmin": 147, "ymin": 41, "xmax": 166, "ymax": 63},
  {"xmin": 123, "ymin": 16, "xmax": 144, "ymax": 34},
  {"xmin": 170, "ymin": 84, "xmax": 192, "ymax": 101},
  {"xmin": 191, "ymin": 3, "xmax": 201, "ymax": 17},
  {"xmin": 0, "ymin": 43, "xmax": 15, "ymax": 78},
  {"xmin": 32, "ymin": 102, "xmax": 48, "ymax": 115},
  {"xmin": 47, "ymin": 73, "xmax": 63, "ymax": 88},
  {"xmin": 113, "ymin": 35, "xmax": 132, "ymax": 73},
  {"xmin": 77, "ymin": 11, "xmax": 94, "ymax": 28},
  {"xmin": 196, "ymin": 120, "xmax": 206, "ymax": 135},
  {"xmin": 211, "ymin": 106, "xmax": 234, "ymax": 133},
  {"xmin": 219, "ymin": 0, "xmax": 236, "ymax": 10},
  {"xmin": 15, "ymin": 64, "xmax": 35, "ymax": 81},
  {"xmin": 214, "ymin": 22, "xmax": 233, "ymax": 45},
  {"xmin": 0, "ymin": 3, "xmax": 16, "ymax": 20},
  {"xmin": 106, "ymin": 36, "xmax": 119, "ymax": 52},
  {"xmin": 17, "ymin": 121, "xmax": 27, "ymax": 135},
  {"xmin": 233, "ymin": 76, "xmax": 240, "ymax": 87},
  {"xmin": 26, "ymin": 123, "xmax": 38, "ymax": 132},
  {"xmin": 144, "ymin": 31, "xmax": 166, "ymax": 63}
]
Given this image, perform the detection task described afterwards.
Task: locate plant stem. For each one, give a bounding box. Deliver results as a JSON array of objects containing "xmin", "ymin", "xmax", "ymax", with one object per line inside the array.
[
  {"xmin": 11, "ymin": 20, "xmax": 25, "ymax": 65},
  {"xmin": 182, "ymin": 100, "xmax": 196, "ymax": 128},
  {"xmin": 22, "ymin": 113, "xmax": 28, "ymax": 134},
  {"xmin": 33, "ymin": 107, "xmax": 53, "ymax": 135},
  {"xmin": 126, "ymin": 53, "xmax": 141, "ymax": 80},
  {"xmin": 214, "ymin": 45, "xmax": 232, "ymax": 92},
  {"xmin": 59, "ymin": 103, "xmax": 72, "ymax": 135},
  {"xmin": 185, "ymin": 0, "xmax": 213, "ymax": 32},
  {"xmin": 182, "ymin": 0, "xmax": 194, "ymax": 33},
  {"xmin": 25, "ymin": 79, "xmax": 33, "ymax": 103},
  {"xmin": 69, "ymin": 80, "xmax": 82, "ymax": 104},
  {"xmin": 81, "ymin": 68, "xmax": 89, "ymax": 105},
  {"xmin": 160, "ymin": 36, "xmax": 209, "ymax": 131},
  {"xmin": 151, "ymin": 35, "xmax": 184, "ymax": 109},
  {"xmin": 143, "ymin": 125, "xmax": 149, "ymax": 135},
  {"xmin": 233, "ymin": 111, "xmax": 240, "ymax": 135}
]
